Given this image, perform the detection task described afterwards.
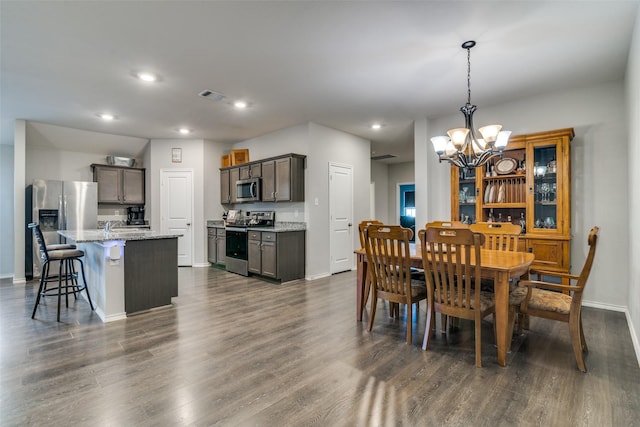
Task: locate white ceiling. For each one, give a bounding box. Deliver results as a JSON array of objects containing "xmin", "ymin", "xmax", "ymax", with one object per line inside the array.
[{"xmin": 1, "ymin": 1, "xmax": 638, "ymax": 163}]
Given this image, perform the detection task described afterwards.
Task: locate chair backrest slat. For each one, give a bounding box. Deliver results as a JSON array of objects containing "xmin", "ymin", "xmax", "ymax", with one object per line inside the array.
[{"xmin": 469, "ymin": 222, "xmax": 522, "ymax": 252}]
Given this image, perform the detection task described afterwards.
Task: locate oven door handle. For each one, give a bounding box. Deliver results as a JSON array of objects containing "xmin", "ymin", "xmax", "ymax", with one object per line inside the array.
[{"xmin": 225, "ymin": 227, "xmax": 247, "ymax": 232}]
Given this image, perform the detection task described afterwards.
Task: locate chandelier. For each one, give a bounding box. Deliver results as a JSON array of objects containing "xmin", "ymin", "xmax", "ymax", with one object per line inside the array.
[{"xmin": 431, "ymin": 41, "xmax": 511, "ymax": 169}]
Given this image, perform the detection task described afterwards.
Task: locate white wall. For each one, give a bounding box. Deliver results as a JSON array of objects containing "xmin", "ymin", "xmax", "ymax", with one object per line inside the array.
[
  {"xmin": 0, "ymin": 144, "xmax": 14, "ymax": 278},
  {"xmin": 371, "ymin": 161, "xmax": 389, "ymax": 223},
  {"xmin": 626, "ymin": 5, "xmax": 640, "ymax": 364},
  {"xmin": 423, "ymin": 80, "xmax": 628, "ymax": 310},
  {"xmin": 12, "ymin": 120, "xmax": 26, "ymax": 283}
]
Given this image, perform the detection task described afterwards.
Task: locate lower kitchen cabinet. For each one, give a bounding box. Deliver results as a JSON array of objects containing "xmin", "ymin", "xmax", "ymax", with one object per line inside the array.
[
  {"xmin": 207, "ymin": 227, "xmax": 226, "ymax": 266},
  {"xmin": 248, "ymin": 230, "xmax": 305, "ymax": 282}
]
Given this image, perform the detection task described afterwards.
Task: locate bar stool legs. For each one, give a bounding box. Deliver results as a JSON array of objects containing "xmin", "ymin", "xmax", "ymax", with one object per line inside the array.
[{"xmin": 32, "ymin": 257, "xmax": 94, "ymax": 322}]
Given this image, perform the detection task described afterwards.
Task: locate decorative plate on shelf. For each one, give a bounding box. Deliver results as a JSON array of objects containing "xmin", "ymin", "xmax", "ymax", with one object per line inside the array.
[{"xmin": 494, "ymin": 157, "xmax": 518, "ymax": 175}]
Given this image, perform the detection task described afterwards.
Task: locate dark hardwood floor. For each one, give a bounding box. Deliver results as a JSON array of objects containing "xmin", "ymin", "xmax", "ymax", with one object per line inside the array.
[{"xmin": 1, "ymin": 267, "xmax": 639, "ymax": 426}]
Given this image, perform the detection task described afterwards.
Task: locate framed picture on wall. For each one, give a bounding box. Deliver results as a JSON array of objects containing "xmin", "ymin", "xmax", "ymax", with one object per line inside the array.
[{"xmin": 172, "ymin": 148, "xmax": 182, "ymax": 163}]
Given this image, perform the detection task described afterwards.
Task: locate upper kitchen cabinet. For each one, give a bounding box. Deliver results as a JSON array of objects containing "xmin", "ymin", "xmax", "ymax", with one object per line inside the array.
[
  {"xmin": 91, "ymin": 164, "xmax": 145, "ymax": 205},
  {"xmin": 261, "ymin": 154, "xmax": 305, "ymax": 202},
  {"xmin": 220, "ymin": 169, "xmax": 231, "ymax": 204},
  {"xmin": 239, "ymin": 163, "xmax": 262, "ymax": 180},
  {"xmin": 219, "ymin": 153, "xmax": 305, "ymax": 204}
]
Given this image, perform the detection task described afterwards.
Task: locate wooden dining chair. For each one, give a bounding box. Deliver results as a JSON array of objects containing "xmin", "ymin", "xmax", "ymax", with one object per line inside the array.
[
  {"xmin": 470, "ymin": 222, "xmax": 526, "ymax": 339},
  {"xmin": 364, "ymin": 224, "xmax": 427, "ymax": 344},
  {"xmin": 419, "ymin": 226, "xmax": 494, "ymax": 367},
  {"xmin": 518, "ymin": 226, "xmax": 599, "ymax": 372}
]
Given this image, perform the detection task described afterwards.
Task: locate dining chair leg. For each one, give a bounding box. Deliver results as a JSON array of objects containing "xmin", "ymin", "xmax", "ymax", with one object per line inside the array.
[
  {"xmin": 423, "ymin": 305, "xmax": 434, "ymax": 350},
  {"xmin": 475, "ymin": 314, "xmax": 482, "ymax": 368},
  {"xmin": 406, "ymin": 303, "xmax": 413, "ymax": 345},
  {"xmin": 579, "ymin": 314, "xmax": 588, "ymax": 353},
  {"xmin": 367, "ymin": 294, "xmax": 378, "ymax": 333},
  {"xmin": 570, "ymin": 313, "xmax": 587, "ymax": 373}
]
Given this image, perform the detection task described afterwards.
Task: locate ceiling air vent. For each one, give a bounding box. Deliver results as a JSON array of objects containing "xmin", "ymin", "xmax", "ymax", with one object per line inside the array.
[
  {"xmin": 198, "ymin": 89, "xmax": 226, "ymax": 101},
  {"xmin": 371, "ymin": 154, "xmax": 396, "ymax": 161}
]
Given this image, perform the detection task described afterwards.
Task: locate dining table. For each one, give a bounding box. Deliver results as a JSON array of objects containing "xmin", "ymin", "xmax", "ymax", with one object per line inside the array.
[{"xmin": 354, "ymin": 244, "xmax": 535, "ymax": 367}]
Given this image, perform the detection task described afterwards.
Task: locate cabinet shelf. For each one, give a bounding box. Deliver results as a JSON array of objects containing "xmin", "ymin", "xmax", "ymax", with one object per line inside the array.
[{"xmin": 484, "ymin": 203, "xmax": 526, "ymax": 209}]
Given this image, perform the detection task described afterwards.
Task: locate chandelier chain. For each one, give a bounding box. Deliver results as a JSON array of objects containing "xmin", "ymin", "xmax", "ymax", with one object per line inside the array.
[{"xmin": 467, "ymin": 46, "xmax": 472, "ymax": 105}]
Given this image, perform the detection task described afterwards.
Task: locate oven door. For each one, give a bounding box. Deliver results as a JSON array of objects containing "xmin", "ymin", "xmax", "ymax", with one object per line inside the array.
[{"xmin": 225, "ymin": 228, "xmax": 248, "ymax": 260}]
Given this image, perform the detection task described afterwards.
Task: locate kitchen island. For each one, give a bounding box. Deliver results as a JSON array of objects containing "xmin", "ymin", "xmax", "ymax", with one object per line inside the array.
[{"xmin": 58, "ymin": 229, "xmax": 182, "ymax": 322}]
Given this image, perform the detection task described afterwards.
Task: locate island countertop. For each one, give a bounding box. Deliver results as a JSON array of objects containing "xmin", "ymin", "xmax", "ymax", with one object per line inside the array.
[{"xmin": 58, "ymin": 229, "xmax": 183, "ymax": 243}]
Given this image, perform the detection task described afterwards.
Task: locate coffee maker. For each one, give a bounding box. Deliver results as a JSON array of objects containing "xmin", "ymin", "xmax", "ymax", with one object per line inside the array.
[{"xmin": 127, "ymin": 206, "xmax": 145, "ymax": 225}]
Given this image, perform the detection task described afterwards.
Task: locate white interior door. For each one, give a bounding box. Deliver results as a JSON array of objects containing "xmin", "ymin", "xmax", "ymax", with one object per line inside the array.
[
  {"xmin": 161, "ymin": 169, "xmax": 193, "ymax": 266},
  {"xmin": 329, "ymin": 163, "xmax": 353, "ymax": 274}
]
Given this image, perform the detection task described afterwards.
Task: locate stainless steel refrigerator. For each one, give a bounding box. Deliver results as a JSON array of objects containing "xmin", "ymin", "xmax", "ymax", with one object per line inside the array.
[{"xmin": 25, "ymin": 179, "xmax": 98, "ymax": 279}]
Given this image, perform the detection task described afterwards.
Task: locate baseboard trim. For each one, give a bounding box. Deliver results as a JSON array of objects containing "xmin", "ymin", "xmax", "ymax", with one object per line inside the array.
[
  {"xmin": 626, "ymin": 310, "xmax": 640, "ymax": 369},
  {"xmin": 305, "ymin": 272, "xmax": 331, "ymax": 281},
  {"xmin": 192, "ymin": 263, "xmax": 210, "ymax": 268},
  {"xmin": 582, "ymin": 300, "xmax": 627, "ymax": 312},
  {"xmin": 12, "ymin": 276, "xmax": 26, "ymax": 284}
]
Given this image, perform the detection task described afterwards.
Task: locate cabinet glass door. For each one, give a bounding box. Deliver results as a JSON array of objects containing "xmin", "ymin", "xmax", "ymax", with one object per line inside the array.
[
  {"xmin": 532, "ymin": 144, "xmax": 558, "ymax": 231},
  {"xmin": 457, "ymin": 168, "xmax": 476, "ymax": 224}
]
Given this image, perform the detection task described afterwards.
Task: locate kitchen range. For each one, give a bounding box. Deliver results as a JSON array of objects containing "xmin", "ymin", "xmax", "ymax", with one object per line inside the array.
[{"xmin": 224, "ymin": 210, "xmax": 275, "ymax": 276}]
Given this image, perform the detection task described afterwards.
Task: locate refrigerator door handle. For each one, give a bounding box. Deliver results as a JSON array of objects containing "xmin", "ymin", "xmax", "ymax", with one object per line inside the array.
[{"xmin": 63, "ymin": 196, "xmax": 68, "ymax": 229}]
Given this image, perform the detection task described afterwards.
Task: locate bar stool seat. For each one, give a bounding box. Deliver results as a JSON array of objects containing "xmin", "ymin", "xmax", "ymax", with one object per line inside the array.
[
  {"xmin": 46, "ymin": 243, "xmax": 76, "ymax": 250},
  {"xmin": 28, "ymin": 223, "xmax": 94, "ymax": 321}
]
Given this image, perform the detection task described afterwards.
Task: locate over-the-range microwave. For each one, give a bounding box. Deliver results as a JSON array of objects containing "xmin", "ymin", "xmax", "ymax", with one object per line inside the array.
[{"xmin": 236, "ymin": 177, "xmax": 261, "ymax": 202}]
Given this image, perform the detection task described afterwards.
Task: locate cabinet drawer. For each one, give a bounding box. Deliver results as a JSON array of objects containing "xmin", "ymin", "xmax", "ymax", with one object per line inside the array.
[
  {"xmin": 216, "ymin": 228, "xmax": 225, "ymax": 237},
  {"xmin": 261, "ymin": 232, "xmax": 276, "ymax": 242},
  {"xmin": 248, "ymin": 231, "xmax": 261, "ymax": 241}
]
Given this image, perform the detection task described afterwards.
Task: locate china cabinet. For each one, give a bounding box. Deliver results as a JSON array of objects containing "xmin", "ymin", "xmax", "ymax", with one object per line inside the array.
[{"xmin": 450, "ymin": 128, "xmax": 574, "ymax": 275}]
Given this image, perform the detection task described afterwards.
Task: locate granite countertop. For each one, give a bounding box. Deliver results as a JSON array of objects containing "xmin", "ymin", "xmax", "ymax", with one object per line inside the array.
[
  {"xmin": 58, "ymin": 229, "xmax": 183, "ymax": 243},
  {"xmin": 206, "ymin": 220, "xmax": 306, "ymax": 232}
]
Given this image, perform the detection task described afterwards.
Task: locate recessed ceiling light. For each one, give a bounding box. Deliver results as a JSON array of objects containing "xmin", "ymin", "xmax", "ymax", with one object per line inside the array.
[
  {"xmin": 97, "ymin": 113, "xmax": 116, "ymax": 121},
  {"xmin": 371, "ymin": 123, "xmax": 382, "ymax": 130},
  {"xmin": 178, "ymin": 128, "xmax": 191, "ymax": 135},
  {"xmin": 234, "ymin": 101, "xmax": 248, "ymax": 109},
  {"xmin": 137, "ymin": 72, "xmax": 157, "ymax": 82}
]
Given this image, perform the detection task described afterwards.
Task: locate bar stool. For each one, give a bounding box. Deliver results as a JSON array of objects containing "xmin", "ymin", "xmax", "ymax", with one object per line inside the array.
[{"xmin": 28, "ymin": 223, "xmax": 94, "ymax": 321}]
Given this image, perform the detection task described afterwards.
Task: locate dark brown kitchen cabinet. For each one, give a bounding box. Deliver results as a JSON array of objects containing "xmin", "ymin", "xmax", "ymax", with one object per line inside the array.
[
  {"xmin": 91, "ymin": 164, "xmax": 145, "ymax": 205},
  {"xmin": 247, "ymin": 230, "xmax": 305, "ymax": 282},
  {"xmin": 207, "ymin": 227, "xmax": 226, "ymax": 265},
  {"xmin": 220, "ymin": 169, "xmax": 231, "ymax": 204},
  {"xmin": 239, "ymin": 163, "xmax": 262, "ymax": 180},
  {"xmin": 219, "ymin": 153, "xmax": 305, "ymax": 205},
  {"xmin": 229, "ymin": 167, "xmax": 240, "ymax": 203},
  {"xmin": 261, "ymin": 154, "xmax": 305, "ymax": 202}
]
